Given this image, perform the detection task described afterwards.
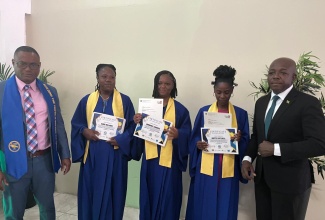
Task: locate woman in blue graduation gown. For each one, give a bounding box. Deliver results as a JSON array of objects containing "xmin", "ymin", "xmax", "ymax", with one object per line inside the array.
[
  {"xmin": 186, "ymin": 65, "xmax": 249, "ymax": 220},
  {"xmin": 71, "ymin": 64, "xmax": 135, "ymax": 220},
  {"xmin": 133, "ymin": 70, "xmax": 192, "ymax": 220}
]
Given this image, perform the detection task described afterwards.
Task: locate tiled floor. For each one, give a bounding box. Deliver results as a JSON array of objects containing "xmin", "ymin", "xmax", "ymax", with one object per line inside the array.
[{"xmin": 0, "ymin": 192, "xmax": 139, "ymax": 220}]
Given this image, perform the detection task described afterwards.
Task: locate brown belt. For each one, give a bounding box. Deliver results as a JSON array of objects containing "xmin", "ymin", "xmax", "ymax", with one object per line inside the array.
[{"xmin": 27, "ymin": 147, "xmax": 51, "ymax": 158}]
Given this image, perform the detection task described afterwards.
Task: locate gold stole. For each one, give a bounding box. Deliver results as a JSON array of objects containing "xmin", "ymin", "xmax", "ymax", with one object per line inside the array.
[
  {"xmin": 83, "ymin": 89, "xmax": 124, "ymax": 163},
  {"xmin": 145, "ymin": 98, "xmax": 175, "ymax": 168},
  {"xmin": 200, "ymin": 101, "xmax": 237, "ymax": 177}
]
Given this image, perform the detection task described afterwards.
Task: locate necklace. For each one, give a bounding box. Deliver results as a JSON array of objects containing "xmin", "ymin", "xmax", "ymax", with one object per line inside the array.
[
  {"xmin": 100, "ymin": 95, "xmax": 109, "ymax": 112},
  {"xmin": 100, "ymin": 94, "xmax": 109, "ymax": 101}
]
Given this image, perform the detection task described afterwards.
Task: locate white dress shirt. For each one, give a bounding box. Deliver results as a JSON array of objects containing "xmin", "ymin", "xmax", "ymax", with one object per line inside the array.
[{"xmin": 243, "ymin": 85, "xmax": 293, "ymax": 162}]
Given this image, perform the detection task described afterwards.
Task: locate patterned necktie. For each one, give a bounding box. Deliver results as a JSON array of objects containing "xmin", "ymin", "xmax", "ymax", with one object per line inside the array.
[
  {"xmin": 24, "ymin": 85, "xmax": 38, "ymax": 153},
  {"xmin": 265, "ymin": 95, "xmax": 280, "ymax": 137}
]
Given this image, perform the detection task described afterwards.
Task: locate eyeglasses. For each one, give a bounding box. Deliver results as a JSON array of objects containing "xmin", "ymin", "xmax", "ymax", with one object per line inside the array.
[{"xmin": 14, "ymin": 60, "xmax": 40, "ymax": 70}]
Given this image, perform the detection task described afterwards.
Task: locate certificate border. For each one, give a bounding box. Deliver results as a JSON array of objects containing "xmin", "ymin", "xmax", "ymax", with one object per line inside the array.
[
  {"xmin": 201, "ymin": 127, "xmax": 238, "ymax": 154},
  {"xmin": 90, "ymin": 112, "xmax": 126, "ymax": 141},
  {"xmin": 134, "ymin": 113, "xmax": 172, "ymax": 147}
]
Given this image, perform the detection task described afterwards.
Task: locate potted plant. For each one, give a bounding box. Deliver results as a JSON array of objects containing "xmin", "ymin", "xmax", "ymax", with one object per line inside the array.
[{"xmin": 249, "ymin": 52, "xmax": 325, "ymax": 180}]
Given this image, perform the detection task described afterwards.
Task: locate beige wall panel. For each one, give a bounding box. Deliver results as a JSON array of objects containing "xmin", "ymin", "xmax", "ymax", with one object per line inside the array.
[{"xmin": 26, "ymin": 1, "xmax": 325, "ymax": 219}]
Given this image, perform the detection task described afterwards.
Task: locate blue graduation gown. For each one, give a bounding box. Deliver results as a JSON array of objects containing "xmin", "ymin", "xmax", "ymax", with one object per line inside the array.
[
  {"xmin": 71, "ymin": 92, "xmax": 135, "ymax": 220},
  {"xmin": 186, "ymin": 105, "xmax": 249, "ymax": 220},
  {"xmin": 132, "ymin": 100, "xmax": 191, "ymax": 220}
]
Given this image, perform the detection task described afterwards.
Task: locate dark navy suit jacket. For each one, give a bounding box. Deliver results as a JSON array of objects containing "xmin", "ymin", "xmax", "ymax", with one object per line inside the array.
[{"xmin": 246, "ymin": 88, "xmax": 325, "ymax": 194}]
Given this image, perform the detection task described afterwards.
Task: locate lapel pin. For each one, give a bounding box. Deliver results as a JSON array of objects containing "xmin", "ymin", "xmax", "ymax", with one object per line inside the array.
[{"xmin": 286, "ymin": 100, "xmax": 290, "ymax": 104}]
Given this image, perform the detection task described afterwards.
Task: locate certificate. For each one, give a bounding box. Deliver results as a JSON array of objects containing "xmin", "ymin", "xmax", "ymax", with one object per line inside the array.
[
  {"xmin": 203, "ymin": 111, "xmax": 232, "ymax": 127},
  {"xmin": 138, "ymin": 98, "xmax": 163, "ymax": 118},
  {"xmin": 90, "ymin": 112, "xmax": 126, "ymax": 141},
  {"xmin": 201, "ymin": 127, "xmax": 238, "ymax": 154},
  {"xmin": 134, "ymin": 113, "xmax": 172, "ymax": 146}
]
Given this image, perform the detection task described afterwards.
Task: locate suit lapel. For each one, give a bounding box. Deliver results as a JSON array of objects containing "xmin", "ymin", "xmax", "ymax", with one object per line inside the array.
[
  {"xmin": 260, "ymin": 94, "xmax": 271, "ymax": 139},
  {"xmin": 268, "ymin": 88, "xmax": 298, "ymax": 135}
]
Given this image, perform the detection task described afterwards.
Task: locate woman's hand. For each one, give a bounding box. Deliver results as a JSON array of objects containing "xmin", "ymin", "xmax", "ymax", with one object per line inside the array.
[
  {"xmin": 167, "ymin": 126, "xmax": 178, "ymax": 140},
  {"xmin": 0, "ymin": 171, "xmax": 9, "ymax": 191},
  {"xmin": 82, "ymin": 128, "xmax": 100, "ymax": 141},
  {"xmin": 133, "ymin": 113, "xmax": 142, "ymax": 124},
  {"xmin": 107, "ymin": 137, "xmax": 118, "ymax": 146},
  {"xmin": 196, "ymin": 141, "xmax": 208, "ymax": 151},
  {"xmin": 231, "ymin": 130, "xmax": 242, "ymax": 142},
  {"xmin": 235, "ymin": 130, "xmax": 242, "ymax": 142}
]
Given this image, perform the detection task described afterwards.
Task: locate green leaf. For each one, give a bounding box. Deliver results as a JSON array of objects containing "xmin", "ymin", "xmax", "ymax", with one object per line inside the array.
[
  {"xmin": 318, "ymin": 165, "xmax": 324, "ymax": 179},
  {"xmin": 0, "ymin": 63, "xmax": 14, "ymax": 81},
  {"xmin": 38, "ymin": 69, "xmax": 55, "ymax": 84}
]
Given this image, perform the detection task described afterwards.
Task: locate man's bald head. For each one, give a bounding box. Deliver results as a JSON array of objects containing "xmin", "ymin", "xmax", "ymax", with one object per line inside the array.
[{"xmin": 267, "ymin": 57, "xmax": 296, "ymax": 94}]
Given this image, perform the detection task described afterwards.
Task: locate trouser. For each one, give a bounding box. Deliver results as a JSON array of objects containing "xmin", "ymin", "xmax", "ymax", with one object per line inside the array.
[
  {"xmin": 255, "ymin": 175, "xmax": 311, "ymax": 220},
  {"xmin": 3, "ymin": 152, "xmax": 55, "ymax": 220}
]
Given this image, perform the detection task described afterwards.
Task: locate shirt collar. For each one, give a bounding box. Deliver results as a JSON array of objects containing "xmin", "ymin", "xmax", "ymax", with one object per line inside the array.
[
  {"xmin": 15, "ymin": 75, "xmax": 37, "ymax": 92},
  {"xmin": 271, "ymin": 85, "xmax": 293, "ymax": 101}
]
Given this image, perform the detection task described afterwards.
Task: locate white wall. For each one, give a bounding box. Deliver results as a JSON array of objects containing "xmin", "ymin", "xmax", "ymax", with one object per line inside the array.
[
  {"xmin": 0, "ymin": 0, "xmax": 30, "ymax": 64},
  {"xmin": 0, "ymin": 0, "xmax": 30, "ymax": 210},
  {"xmin": 25, "ymin": 0, "xmax": 325, "ymax": 219}
]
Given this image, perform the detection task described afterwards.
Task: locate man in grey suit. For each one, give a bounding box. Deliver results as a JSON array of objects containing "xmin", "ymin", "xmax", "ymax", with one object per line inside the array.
[
  {"xmin": 0, "ymin": 46, "xmax": 71, "ymax": 219},
  {"xmin": 241, "ymin": 57, "xmax": 325, "ymax": 220}
]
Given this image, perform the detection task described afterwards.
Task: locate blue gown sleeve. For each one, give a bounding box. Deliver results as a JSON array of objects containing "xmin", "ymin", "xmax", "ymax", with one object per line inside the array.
[
  {"xmin": 188, "ymin": 107, "xmax": 206, "ymax": 177},
  {"xmin": 131, "ymin": 137, "xmax": 145, "ymax": 161},
  {"xmin": 71, "ymin": 96, "xmax": 89, "ymax": 163},
  {"xmin": 235, "ymin": 108, "xmax": 250, "ymax": 183},
  {"xmin": 114, "ymin": 95, "xmax": 136, "ymax": 161},
  {"xmin": 173, "ymin": 102, "xmax": 192, "ymax": 172}
]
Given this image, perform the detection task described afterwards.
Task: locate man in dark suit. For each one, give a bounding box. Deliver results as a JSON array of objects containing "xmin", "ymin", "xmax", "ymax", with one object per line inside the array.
[
  {"xmin": 241, "ymin": 57, "xmax": 325, "ymax": 220},
  {"xmin": 0, "ymin": 46, "xmax": 71, "ymax": 219}
]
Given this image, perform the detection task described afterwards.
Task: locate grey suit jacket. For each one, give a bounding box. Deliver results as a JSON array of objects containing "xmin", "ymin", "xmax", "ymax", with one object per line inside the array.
[{"xmin": 0, "ymin": 77, "xmax": 70, "ymax": 173}]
